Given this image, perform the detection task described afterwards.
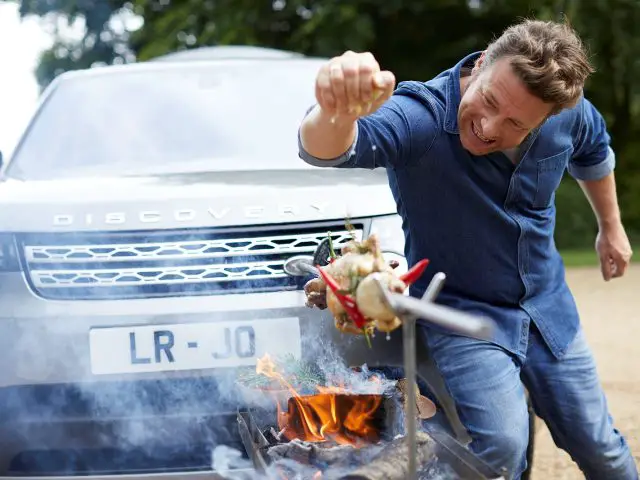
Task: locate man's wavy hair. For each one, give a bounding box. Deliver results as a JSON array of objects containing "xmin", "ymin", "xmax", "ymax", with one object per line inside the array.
[{"xmin": 479, "ymin": 18, "xmax": 595, "ymax": 115}]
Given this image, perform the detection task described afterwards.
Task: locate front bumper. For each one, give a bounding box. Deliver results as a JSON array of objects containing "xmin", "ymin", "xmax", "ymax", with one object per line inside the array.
[
  {"xmin": 0, "ymin": 288, "xmax": 322, "ymax": 387},
  {"xmin": 0, "ymin": 274, "xmax": 412, "ymax": 477}
]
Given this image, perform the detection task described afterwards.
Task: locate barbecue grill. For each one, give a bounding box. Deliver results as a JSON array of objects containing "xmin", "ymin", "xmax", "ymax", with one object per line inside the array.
[
  {"xmin": 235, "ymin": 404, "xmax": 506, "ymax": 479},
  {"xmin": 274, "ymin": 242, "xmax": 510, "ymax": 480}
]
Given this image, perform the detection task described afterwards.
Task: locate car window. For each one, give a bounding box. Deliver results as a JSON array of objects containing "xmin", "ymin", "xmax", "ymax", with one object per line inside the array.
[{"xmin": 8, "ymin": 61, "xmax": 321, "ymax": 180}]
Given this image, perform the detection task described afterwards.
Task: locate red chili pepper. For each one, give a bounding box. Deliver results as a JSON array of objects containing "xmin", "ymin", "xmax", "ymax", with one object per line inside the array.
[
  {"xmin": 316, "ymin": 266, "xmax": 367, "ymax": 329},
  {"xmin": 398, "ymin": 258, "xmax": 430, "ymax": 285}
]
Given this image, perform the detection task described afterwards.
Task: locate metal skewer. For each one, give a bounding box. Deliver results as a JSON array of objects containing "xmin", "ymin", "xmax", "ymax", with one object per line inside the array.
[
  {"xmin": 283, "ymin": 255, "xmax": 319, "ymax": 277},
  {"xmin": 371, "ymin": 272, "xmax": 494, "ymax": 480},
  {"xmin": 374, "ymin": 273, "xmax": 444, "ymax": 480},
  {"xmin": 405, "ymin": 274, "xmax": 442, "ymax": 479}
]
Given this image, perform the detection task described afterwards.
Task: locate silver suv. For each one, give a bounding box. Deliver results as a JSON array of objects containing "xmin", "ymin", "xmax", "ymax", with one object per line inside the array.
[
  {"xmin": 0, "ymin": 47, "xmax": 429, "ymax": 477},
  {"xmin": 0, "ymin": 47, "xmax": 531, "ymax": 479}
]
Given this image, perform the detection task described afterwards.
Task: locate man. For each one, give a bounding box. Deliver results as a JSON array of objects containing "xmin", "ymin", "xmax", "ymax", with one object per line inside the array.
[{"xmin": 298, "ymin": 19, "xmax": 637, "ymax": 480}]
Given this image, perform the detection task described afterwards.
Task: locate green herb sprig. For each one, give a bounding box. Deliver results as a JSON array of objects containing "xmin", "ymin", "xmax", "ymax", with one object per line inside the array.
[{"xmin": 237, "ymin": 354, "xmax": 326, "ymax": 393}]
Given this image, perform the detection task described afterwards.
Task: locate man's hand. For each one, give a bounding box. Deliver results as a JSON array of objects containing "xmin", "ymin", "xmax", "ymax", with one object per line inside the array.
[
  {"xmin": 315, "ymin": 51, "xmax": 396, "ymax": 123},
  {"xmin": 299, "ymin": 51, "xmax": 395, "ymax": 161},
  {"xmin": 595, "ymin": 222, "xmax": 633, "ymax": 281},
  {"xmin": 575, "ymin": 174, "xmax": 632, "ymax": 281}
]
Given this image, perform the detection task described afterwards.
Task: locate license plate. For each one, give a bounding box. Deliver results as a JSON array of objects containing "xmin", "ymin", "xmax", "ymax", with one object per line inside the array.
[{"xmin": 89, "ymin": 317, "xmax": 301, "ymax": 375}]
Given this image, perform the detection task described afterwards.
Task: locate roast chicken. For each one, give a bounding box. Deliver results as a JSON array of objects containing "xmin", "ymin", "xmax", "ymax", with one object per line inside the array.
[{"xmin": 304, "ymin": 234, "xmax": 407, "ymax": 336}]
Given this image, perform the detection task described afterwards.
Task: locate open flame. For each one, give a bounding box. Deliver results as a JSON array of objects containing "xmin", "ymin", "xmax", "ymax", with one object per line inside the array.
[{"xmin": 256, "ymin": 354, "xmax": 383, "ymax": 447}]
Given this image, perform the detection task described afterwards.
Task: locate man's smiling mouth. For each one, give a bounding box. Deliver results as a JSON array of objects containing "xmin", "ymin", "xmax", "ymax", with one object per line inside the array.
[{"xmin": 472, "ymin": 122, "xmax": 495, "ymax": 144}]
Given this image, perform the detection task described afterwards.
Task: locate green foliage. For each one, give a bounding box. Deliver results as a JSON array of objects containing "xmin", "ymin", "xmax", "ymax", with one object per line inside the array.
[
  {"xmin": 554, "ymin": 178, "xmax": 597, "ymax": 250},
  {"xmin": 125, "ymin": 0, "xmax": 559, "ymax": 83},
  {"xmin": 614, "ymin": 139, "xmax": 640, "ymax": 240},
  {"xmin": 2, "ymin": 0, "xmax": 640, "ymax": 241}
]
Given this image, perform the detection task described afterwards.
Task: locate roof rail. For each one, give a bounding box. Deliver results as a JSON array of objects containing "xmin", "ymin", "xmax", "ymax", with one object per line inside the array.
[{"xmin": 149, "ymin": 45, "xmax": 305, "ymax": 62}]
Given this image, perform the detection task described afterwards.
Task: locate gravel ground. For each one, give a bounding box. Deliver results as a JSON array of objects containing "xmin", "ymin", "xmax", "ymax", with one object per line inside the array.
[{"xmin": 530, "ymin": 264, "xmax": 640, "ymax": 479}]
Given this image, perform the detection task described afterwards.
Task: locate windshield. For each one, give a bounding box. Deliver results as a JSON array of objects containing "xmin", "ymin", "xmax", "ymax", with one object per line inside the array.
[{"xmin": 8, "ymin": 61, "xmax": 323, "ymax": 180}]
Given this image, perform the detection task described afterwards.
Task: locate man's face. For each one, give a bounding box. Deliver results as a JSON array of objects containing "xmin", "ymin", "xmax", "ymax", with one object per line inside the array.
[{"xmin": 458, "ymin": 55, "xmax": 553, "ymax": 156}]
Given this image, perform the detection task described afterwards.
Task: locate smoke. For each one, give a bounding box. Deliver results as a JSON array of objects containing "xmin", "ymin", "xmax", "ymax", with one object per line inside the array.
[
  {"xmin": 1, "ymin": 374, "xmax": 249, "ymax": 475},
  {"xmin": 3, "ymin": 225, "xmax": 417, "ymax": 477},
  {"xmin": 2, "ymin": 300, "xmax": 399, "ymax": 475},
  {"xmin": 211, "ymin": 445, "xmax": 255, "ymax": 479},
  {"xmin": 420, "ymin": 460, "xmax": 459, "ymax": 480},
  {"xmin": 299, "ymin": 326, "xmax": 399, "ymax": 395},
  {"xmin": 1, "ymin": 300, "xmax": 408, "ymax": 476}
]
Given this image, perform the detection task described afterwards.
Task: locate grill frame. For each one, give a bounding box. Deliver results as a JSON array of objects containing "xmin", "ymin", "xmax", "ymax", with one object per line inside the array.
[
  {"xmin": 19, "ymin": 220, "xmax": 368, "ymax": 301},
  {"xmin": 238, "ymin": 406, "xmax": 507, "ymax": 479}
]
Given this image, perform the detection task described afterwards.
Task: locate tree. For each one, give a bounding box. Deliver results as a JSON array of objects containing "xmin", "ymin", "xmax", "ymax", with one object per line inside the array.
[
  {"xmin": 558, "ymin": 0, "xmax": 640, "ymax": 237},
  {"xmin": 127, "ymin": 0, "xmax": 555, "ymax": 82},
  {"xmin": 3, "ymin": 0, "xmax": 138, "ymax": 89},
  {"xmin": 3, "ymin": 0, "xmax": 640, "ymax": 243}
]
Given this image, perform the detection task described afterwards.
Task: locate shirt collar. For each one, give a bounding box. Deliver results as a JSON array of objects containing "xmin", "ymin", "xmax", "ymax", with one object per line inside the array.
[{"xmin": 444, "ymin": 51, "xmax": 483, "ymax": 135}]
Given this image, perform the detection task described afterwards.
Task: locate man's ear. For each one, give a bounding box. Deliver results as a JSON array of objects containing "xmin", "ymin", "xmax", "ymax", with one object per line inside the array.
[{"xmin": 472, "ymin": 51, "xmax": 487, "ymax": 74}]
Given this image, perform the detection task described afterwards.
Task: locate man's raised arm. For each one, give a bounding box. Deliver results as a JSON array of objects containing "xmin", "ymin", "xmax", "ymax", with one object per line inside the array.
[
  {"xmin": 298, "ymin": 51, "xmax": 395, "ymax": 161},
  {"xmin": 298, "ymin": 51, "xmax": 440, "ymax": 170}
]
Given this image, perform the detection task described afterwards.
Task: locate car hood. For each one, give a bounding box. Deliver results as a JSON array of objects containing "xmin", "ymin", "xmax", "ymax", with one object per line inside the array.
[{"xmin": 0, "ymin": 168, "xmax": 396, "ymax": 232}]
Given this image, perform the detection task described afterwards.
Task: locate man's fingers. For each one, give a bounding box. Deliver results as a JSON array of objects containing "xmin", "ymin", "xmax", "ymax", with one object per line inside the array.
[
  {"xmin": 316, "ymin": 69, "xmax": 336, "ymax": 112},
  {"xmin": 373, "ymin": 70, "xmax": 396, "ymax": 93},
  {"xmin": 598, "ymin": 248, "xmax": 632, "ymax": 281},
  {"xmin": 358, "ymin": 52, "xmax": 379, "ymax": 105},
  {"xmin": 371, "ymin": 70, "xmax": 396, "ymax": 109},
  {"xmin": 315, "ymin": 52, "xmax": 394, "ymax": 120},
  {"xmin": 612, "ymin": 253, "xmax": 629, "ymax": 278},
  {"xmin": 341, "ymin": 56, "xmax": 360, "ymax": 111},
  {"xmin": 599, "ymin": 254, "xmax": 610, "ymax": 281},
  {"xmin": 329, "ymin": 62, "xmax": 348, "ymax": 113},
  {"xmin": 600, "ymin": 255, "xmax": 616, "ymax": 281}
]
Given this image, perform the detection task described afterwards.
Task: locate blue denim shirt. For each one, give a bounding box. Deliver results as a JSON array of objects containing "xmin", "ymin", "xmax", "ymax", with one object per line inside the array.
[{"xmin": 298, "ymin": 52, "xmax": 615, "ymax": 361}]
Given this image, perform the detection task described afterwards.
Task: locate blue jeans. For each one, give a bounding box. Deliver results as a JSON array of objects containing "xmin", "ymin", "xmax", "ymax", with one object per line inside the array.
[{"xmin": 421, "ymin": 324, "xmax": 638, "ymax": 480}]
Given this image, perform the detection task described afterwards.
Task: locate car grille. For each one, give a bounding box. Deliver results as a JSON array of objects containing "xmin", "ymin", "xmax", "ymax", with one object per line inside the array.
[{"xmin": 20, "ymin": 222, "xmax": 364, "ymax": 300}]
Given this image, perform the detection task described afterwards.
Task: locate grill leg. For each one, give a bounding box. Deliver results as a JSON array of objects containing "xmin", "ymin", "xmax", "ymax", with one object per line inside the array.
[{"xmin": 402, "ymin": 316, "xmax": 418, "ymax": 480}]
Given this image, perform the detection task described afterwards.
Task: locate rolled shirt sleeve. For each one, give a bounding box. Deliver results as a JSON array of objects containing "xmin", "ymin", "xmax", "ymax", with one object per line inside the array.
[
  {"xmin": 297, "ymin": 111, "xmax": 361, "ymax": 168},
  {"xmin": 297, "ymin": 82, "xmax": 440, "ymax": 170},
  {"xmin": 568, "ymin": 97, "xmax": 616, "ymax": 181}
]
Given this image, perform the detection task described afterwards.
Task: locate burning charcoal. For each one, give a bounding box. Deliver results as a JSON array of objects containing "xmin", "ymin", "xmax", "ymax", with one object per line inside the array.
[
  {"xmin": 267, "ymin": 438, "xmax": 359, "ymax": 466},
  {"xmin": 265, "ymin": 432, "xmax": 439, "ymax": 480},
  {"xmin": 265, "ymin": 458, "xmax": 328, "ymax": 480},
  {"xmin": 330, "ymin": 431, "xmax": 437, "ymax": 480}
]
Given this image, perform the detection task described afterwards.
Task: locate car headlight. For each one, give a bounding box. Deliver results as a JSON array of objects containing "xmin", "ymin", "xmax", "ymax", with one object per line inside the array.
[
  {"xmin": 369, "ymin": 214, "xmax": 408, "ymax": 276},
  {"xmin": 0, "ymin": 234, "xmax": 20, "ymax": 272}
]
